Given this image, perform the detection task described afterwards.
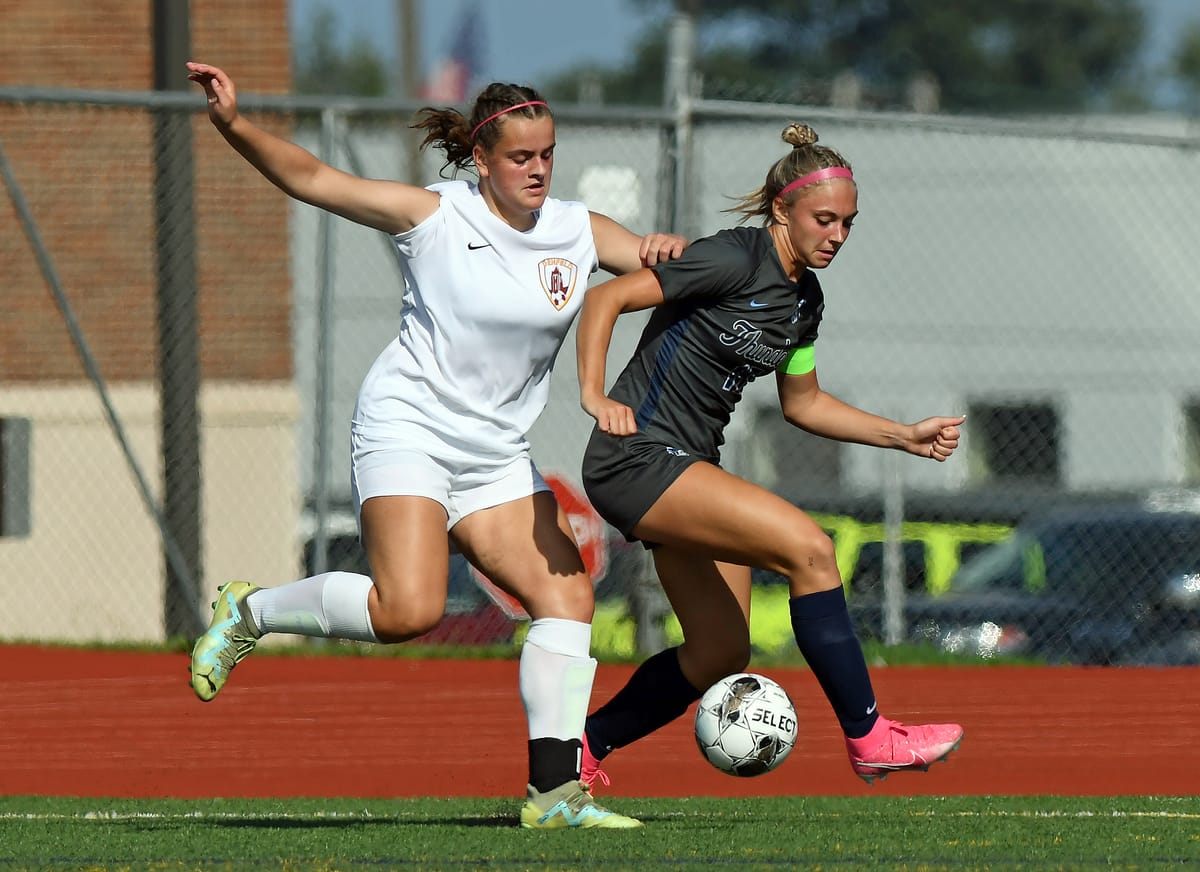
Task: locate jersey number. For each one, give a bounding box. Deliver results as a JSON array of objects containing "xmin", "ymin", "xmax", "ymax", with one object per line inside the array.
[{"xmin": 722, "ymin": 364, "xmax": 755, "ymax": 394}]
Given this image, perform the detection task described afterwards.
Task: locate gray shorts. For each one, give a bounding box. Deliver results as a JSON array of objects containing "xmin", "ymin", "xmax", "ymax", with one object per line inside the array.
[{"xmin": 581, "ymin": 428, "xmax": 704, "ymax": 543}]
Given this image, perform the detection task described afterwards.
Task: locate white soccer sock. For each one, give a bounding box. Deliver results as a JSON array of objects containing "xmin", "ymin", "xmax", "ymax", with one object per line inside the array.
[
  {"xmin": 248, "ymin": 571, "xmax": 378, "ymax": 642},
  {"xmin": 519, "ymin": 618, "xmax": 597, "ymax": 741}
]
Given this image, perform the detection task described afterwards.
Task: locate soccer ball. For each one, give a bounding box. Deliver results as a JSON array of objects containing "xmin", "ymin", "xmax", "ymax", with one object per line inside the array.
[{"xmin": 694, "ymin": 673, "xmax": 797, "ymax": 777}]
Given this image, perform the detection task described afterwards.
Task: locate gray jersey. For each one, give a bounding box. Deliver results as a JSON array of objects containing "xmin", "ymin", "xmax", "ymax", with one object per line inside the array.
[{"xmin": 608, "ymin": 226, "xmax": 824, "ymax": 461}]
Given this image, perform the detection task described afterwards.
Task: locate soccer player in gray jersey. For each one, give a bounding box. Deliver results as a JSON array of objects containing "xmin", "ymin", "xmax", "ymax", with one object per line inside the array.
[
  {"xmin": 575, "ymin": 123, "xmax": 966, "ymax": 788},
  {"xmin": 184, "ymin": 62, "xmax": 686, "ymax": 829}
]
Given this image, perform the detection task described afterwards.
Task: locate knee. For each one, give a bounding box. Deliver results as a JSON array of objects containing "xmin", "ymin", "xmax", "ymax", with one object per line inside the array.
[
  {"xmin": 524, "ymin": 574, "xmax": 595, "ymax": 623},
  {"xmin": 714, "ymin": 643, "xmax": 752, "ymax": 680},
  {"xmin": 561, "ymin": 577, "xmax": 596, "ymax": 621},
  {"xmin": 681, "ymin": 638, "xmax": 751, "ymax": 689},
  {"xmin": 369, "ymin": 588, "xmax": 445, "ymax": 643},
  {"xmin": 783, "ymin": 530, "xmax": 841, "ymax": 594}
]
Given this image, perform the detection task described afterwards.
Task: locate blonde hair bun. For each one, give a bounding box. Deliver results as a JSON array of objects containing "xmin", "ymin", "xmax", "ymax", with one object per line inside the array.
[{"xmin": 782, "ymin": 123, "xmax": 819, "ymax": 149}]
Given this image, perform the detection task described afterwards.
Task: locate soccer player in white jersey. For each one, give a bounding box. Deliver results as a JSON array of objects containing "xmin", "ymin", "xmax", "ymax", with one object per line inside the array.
[{"xmin": 184, "ymin": 62, "xmax": 686, "ymax": 830}]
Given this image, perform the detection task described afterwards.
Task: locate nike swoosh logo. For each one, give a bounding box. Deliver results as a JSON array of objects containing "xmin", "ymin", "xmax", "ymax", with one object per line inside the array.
[
  {"xmin": 196, "ymin": 591, "xmax": 243, "ymax": 674},
  {"xmin": 539, "ymin": 800, "xmax": 613, "ymax": 826},
  {"xmin": 861, "ymin": 750, "xmax": 926, "ymax": 771},
  {"xmin": 866, "ymin": 702, "xmax": 877, "ymax": 715},
  {"xmin": 749, "ymin": 299, "xmax": 769, "ymax": 308},
  {"xmin": 467, "ymin": 242, "xmax": 492, "ymax": 250}
]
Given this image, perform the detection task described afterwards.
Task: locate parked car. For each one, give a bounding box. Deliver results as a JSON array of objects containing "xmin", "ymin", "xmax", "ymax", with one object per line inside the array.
[
  {"xmin": 751, "ymin": 515, "xmax": 1011, "ymax": 595},
  {"xmin": 848, "ymin": 505, "xmax": 1200, "ymax": 665},
  {"xmin": 1117, "ymin": 632, "xmax": 1200, "ymax": 665}
]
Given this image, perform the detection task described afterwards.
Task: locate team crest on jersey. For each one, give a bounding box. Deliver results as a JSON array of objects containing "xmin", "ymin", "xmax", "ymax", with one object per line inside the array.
[{"xmin": 538, "ymin": 258, "xmax": 579, "ymax": 310}]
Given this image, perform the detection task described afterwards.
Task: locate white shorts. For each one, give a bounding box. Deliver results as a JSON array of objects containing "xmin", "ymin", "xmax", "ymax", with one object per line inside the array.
[{"xmin": 351, "ymin": 432, "xmax": 550, "ymax": 529}]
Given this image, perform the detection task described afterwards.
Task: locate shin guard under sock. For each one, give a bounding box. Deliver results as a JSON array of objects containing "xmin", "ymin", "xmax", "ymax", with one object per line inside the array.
[
  {"xmin": 584, "ymin": 646, "xmax": 701, "ymax": 759},
  {"xmin": 789, "ymin": 587, "xmax": 879, "ymax": 738}
]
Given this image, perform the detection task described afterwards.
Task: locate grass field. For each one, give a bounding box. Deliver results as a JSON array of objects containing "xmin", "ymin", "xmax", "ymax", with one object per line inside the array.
[
  {"xmin": 7, "ymin": 646, "xmax": 1199, "ymax": 869},
  {"xmin": 2, "ymin": 795, "xmax": 1197, "ymax": 870}
]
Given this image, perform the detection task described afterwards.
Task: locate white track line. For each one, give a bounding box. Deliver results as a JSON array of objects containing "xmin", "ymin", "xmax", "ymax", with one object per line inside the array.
[{"xmin": 2, "ymin": 808, "xmax": 1199, "ymax": 821}]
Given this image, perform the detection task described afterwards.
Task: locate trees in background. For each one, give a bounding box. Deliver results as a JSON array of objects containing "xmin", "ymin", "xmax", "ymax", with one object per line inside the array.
[
  {"xmin": 290, "ymin": 0, "xmax": 1200, "ymax": 115},
  {"xmin": 293, "ymin": 6, "xmax": 388, "ymax": 97},
  {"xmin": 1174, "ymin": 22, "xmax": 1200, "ymax": 109},
  {"xmin": 549, "ymin": 0, "xmax": 1149, "ymax": 113}
]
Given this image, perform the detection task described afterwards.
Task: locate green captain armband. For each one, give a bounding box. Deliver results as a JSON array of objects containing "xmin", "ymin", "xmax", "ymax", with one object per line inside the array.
[{"xmin": 781, "ymin": 345, "xmax": 815, "ymax": 375}]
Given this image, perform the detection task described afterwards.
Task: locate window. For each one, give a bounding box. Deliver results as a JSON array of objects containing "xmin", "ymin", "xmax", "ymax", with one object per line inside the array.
[
  {"xmin": 967, "ymin": 401, "xmax": 1060, "ymax": 484},
  {"xmin": 1184, "ymin": 402, "xmax": 1200, "ymax": 485},
  {"xmin": 0, "ymin": 417, "xmax": 31, "ymax": 537}
]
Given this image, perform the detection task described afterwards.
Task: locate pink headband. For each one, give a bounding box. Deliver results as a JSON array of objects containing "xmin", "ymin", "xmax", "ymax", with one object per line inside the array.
[
  {"xmin": 470, "ymin": 100, "xmax": 550, "ymax": 141},
  {"xmin": 778, "ymin": 166, "xmax": 854, "ymax": 199}
]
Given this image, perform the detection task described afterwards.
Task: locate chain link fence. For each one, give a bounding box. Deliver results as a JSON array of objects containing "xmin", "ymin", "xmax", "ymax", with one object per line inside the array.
[{"xmin": 3, "ymin": 86, "xmax": 1200, "ymax": 662}]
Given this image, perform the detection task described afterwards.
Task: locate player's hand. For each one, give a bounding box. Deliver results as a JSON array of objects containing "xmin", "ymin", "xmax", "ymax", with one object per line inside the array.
[
  {"xmin": 907, "ymin": 415, "xmax": 966, "ymax": 462},
  {"xmin": 582, "ymin": 393, "xmax": 638, "ymax": 436},
  {"xmin": 638, "ymin": 232, "xmax": 687, "ymax": 266},
  {"xmin": 186, "ymin": 61, "xmax": 239, "ymax": 128}
]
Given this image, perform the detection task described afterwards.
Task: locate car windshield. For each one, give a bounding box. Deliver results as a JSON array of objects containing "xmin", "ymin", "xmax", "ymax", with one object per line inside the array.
[
  {"xmin": 950, "ymin": 533, "xmax": 1029, "ymax": 593},
  {"xmin": 949, "ymin": 511, "xmax": 1200, "ymax": 596}
]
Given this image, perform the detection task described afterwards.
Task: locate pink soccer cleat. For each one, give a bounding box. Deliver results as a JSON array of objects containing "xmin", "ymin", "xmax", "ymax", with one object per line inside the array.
[
  {"xmin": 846, "ymin": 717, "xmax": 963, "ymax": 784},
  {"xmin": 580, "ymin": 732, "xmax": 611, "ymax": 791}
]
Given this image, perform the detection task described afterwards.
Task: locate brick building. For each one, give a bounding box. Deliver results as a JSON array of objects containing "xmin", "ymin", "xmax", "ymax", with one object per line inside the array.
[{"xmin": 0, "ymin": 1, "xmax": 303, "ymax": 642}]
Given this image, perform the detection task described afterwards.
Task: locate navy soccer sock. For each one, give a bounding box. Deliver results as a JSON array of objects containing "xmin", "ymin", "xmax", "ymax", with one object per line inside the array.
[
  {"xmin": 584, "ymin": 646, "xmax": 701, "ymax": 759},
  {"xmin": 789, "ymin": 587, "xmax": 879, "ymax": 739}
]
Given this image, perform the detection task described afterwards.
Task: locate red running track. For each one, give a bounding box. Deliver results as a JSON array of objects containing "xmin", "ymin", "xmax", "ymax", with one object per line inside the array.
[{"xmin": 0, "ymin": 646, "xmax": 1193, "ymax": 798}]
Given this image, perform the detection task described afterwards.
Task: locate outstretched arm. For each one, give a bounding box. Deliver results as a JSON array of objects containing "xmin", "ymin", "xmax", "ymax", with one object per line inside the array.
[
  {"xmin": 577, "ymin": 269, "xmax": 665, "ymax": 435},
  {"xmin": 187, "ymin": 62, "xmax": 438, "ymax": 234},
  {"xmin": 777, "ymin": 368, "xmax": 965, "ymax": 461},
  {"xmin": 589, "ymin": 211, "xmax": 687, "ymax": 274}
]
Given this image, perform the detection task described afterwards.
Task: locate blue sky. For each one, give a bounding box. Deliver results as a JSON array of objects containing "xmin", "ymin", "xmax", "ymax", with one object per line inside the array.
[
  {"xmin": 290, "ymin": 0, "xmax": 1200, "ymax": 109},
  {"xmin": 289, "ymin": 0, "xmax": 651, "ymax": 88}
]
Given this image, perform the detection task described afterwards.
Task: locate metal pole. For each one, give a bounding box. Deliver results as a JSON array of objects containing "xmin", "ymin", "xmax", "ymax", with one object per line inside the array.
[
  {"xmin": 396, "ymin": 0, "xmax": 424, "ymax": 183},
  {"xmin": 309, "ymin": 107, "xmax": 339, "ymax": 578},
  {"xmin": 660, "ymin": 0, "xmax": 697, "ymax": 236},
  {"xmin": 153, "ymin": 0, "xmax": 204, "ymax": 638},
  {"xmin": 632, "ymin": 548, "xmax": 670, "ymax": 656},
  {"xmin": 881, "ymin": 449, "xmax": 906, "ymax": 645}
]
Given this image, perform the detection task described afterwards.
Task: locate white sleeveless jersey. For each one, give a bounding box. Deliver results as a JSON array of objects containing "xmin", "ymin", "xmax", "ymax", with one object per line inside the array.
[{"xmin": 353, "ymin": 180, "xmax": 597, "ymax": 461}]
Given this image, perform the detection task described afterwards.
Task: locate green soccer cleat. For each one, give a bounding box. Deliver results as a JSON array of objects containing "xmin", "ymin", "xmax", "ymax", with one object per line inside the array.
[
  {"xmin": 519, "ymin": 781, "xmax": 642, "ymax": 829},
  {"xmin": 189, "ymin": 581, "xmax": 262, "ymax": 702}
]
